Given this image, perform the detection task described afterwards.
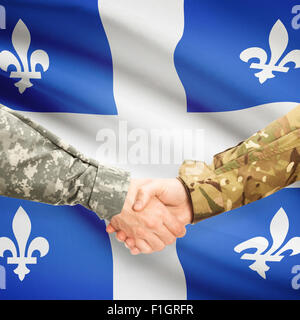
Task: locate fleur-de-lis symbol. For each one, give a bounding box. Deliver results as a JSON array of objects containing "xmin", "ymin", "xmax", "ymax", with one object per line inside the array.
[
  {"xmin": 240, "ymin": 20, "xmax": 300, "ymax": 83},
  {"xmin": 234, "ymin": 208, "xmax": 300, "ymax": 279},
  {"xmin": 0, "ymin": 19, "xmax": 49, "ymax": 93},
  {"xmin": 0, "ymin": 206, "xmax": 49, "ymax": 281}
]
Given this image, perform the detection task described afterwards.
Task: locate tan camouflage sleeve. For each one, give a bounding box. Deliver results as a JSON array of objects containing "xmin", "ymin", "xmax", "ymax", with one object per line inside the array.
[
  {"xmin": 0, "ymin": 104, "xmax": 130, "ymax": 221},
  {"xmin": 179, "ymin": 104, "xmax": 300, "ymax": 224}
]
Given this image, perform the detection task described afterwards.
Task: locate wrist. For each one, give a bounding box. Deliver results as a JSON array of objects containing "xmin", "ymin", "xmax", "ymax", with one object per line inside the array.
[
  {"xmin": 89, "ymin": 165, "xmax": 131, "ymax": 220},
  {"xmin": 176, "ymin": 177, "xmax": 194, "ymax": 225}
]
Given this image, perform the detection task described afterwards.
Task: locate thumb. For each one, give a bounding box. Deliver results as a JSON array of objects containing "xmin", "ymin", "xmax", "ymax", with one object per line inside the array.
[
  {"xmin": 133, "ymin": 180, "xmax": 163, "ymax": 211},
  {"xmin": 106, "ymin": 223, "xmax": 116, "ymax": 233}
]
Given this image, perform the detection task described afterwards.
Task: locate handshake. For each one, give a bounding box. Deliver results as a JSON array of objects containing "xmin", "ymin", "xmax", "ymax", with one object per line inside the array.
[{"xmin": 106, "ymin": 178, "xmax": 193, "ymax": 255}]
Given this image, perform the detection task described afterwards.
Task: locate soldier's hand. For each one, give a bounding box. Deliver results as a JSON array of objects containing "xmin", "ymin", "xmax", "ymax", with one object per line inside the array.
[
  {"xmin": 106, "ymin": 179, "xmax": 187, "ymax": 254},
  {"xmin": 123, "ymin": 179, "xmax": 193, "ymax": 254},
  {"xmin": 134, "ymin": 178, "xmax": 193, "ymax": 225}
]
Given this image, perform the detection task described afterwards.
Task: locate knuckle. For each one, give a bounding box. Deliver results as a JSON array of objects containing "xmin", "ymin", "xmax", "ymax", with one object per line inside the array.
[
  {"xmin": 117, "ymin": 231, "xmax": 126, "ymax": 241},
  {"xmin": 135, "ymin": 227, "xmax": 145, "ymax": 238},
  {"xmin": 138, "ymin": 187, "xmax": 146, "ymax": 198},
  {"xmin": 156, "ymin": 243, "xmax": 165, "ymax": 252},
  {"xmin": 126, "ymin": 239, "xmax": 135, "ymax": 249},
  {"xmin": 174, "ymin": 224, "xmax": 185, "ymax": 237},
  {"xmin": 145, "ymin": 218, "xmax": 158, "ymax": 229},
  {"xmin": 110, "ymin": 217, "xmax": 119, "ymax": 229},
  {"xmin": 177, "ymin": 226, "xmax": 187, "ymax": 238}
]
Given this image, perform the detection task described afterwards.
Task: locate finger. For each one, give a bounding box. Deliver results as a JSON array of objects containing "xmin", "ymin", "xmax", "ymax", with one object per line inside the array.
[
  {"xmin": 153, "ymin": 225, "xmax": 176, "ymax": 246},
  {"xmin": 125, "ymin": 238, "xmax": 136, "ymax": 249},
  {"xmin": 109, "ymin": 216, "xmax": 121, "ymax": 231},
  {"xmin": 133, "ymin": 181, "xmax": 163, "ymax": 211},
  {"xmin": 124, "ymin": 179, "xmax": 152, "ymax": 208},
  {"xmin": 134, "ymin": 239, "xmax": 153, "ymax": 254},
  {"xmin": 106, "ymin": 224, "xmax": 116, "ymax": 233},
  {"xmin": 130, "ymin": 247, "xmax": 141, "ymax": 255},
  {"xmin": 144, "ymin": 205, "xmax": 178, "ymax": 244},
  {"xmin": 116, "ymin": 230, "xmax": 127, "ymax": 242},
  {"xmin": 141, "ymin": 232, "xmax": 165, "ymax": 253},
  {"xmin": 163, "ymin": 211, "xmax": 186, "ymax": 238}
]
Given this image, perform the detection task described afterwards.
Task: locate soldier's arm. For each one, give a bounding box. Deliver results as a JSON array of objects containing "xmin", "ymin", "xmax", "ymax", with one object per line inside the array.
[
  {"xmin": 179, "ymin": 104, "xmax": 300, "ymax": 223},
  {"xmin": 0, "ymin": 104, "xmax": 130, "ymax": 220}
]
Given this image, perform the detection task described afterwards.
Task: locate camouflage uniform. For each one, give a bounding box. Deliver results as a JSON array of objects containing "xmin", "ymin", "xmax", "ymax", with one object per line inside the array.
[
  {"xmin": 179, "ymin": 104, "xmax": 300, "ymax": 224},
  {"xmin": 0, "ymin": 104, "xmax": 130, "ymax": 220}
]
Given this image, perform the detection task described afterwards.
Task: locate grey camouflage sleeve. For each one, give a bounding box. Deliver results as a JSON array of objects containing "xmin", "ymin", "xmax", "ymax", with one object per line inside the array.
[{"xmin": 0, "ymin": 104, "xmax": 130, "ymax": 220}]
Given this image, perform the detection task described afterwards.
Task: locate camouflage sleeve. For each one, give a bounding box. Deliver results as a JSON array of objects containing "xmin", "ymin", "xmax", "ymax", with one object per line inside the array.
[
  {"xmin": 0, "ymin": 104, "xmax": 130, "ymax": 221},
  {"xmin": 179, "ymin": 104, "xmax": 300, "ymax": 224}
]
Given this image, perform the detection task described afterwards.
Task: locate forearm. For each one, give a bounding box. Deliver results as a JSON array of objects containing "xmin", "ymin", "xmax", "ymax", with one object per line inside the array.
[
  {"xmin": 179, "ymin": 104, "xmax": 300, "ymax": 223},
  {"xmin": 0, "ymin": 104, "xmax": 130, "ymax": 220}
]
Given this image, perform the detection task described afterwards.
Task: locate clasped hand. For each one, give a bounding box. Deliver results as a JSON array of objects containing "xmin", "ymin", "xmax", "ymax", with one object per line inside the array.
[{"xmin": 106, "ymin": 179, "xmax": 193, "ymax": 255}]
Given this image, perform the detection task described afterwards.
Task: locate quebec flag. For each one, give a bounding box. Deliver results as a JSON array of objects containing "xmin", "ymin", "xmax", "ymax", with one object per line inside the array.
[{"xmin": 0, "ymin": 0, "xmax": 299, "ymax": 300}]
